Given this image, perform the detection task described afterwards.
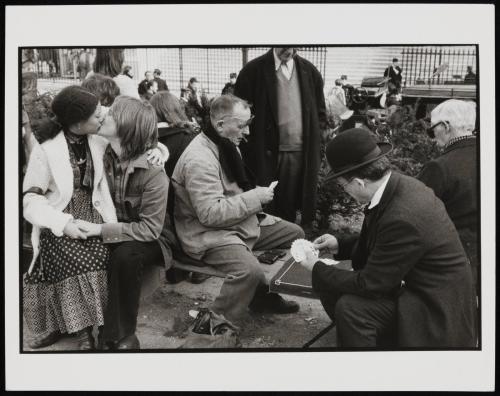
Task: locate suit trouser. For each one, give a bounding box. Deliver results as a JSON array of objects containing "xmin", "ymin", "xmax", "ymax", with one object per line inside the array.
[
  {"xmin": 317, "ymin": 290, "xmax": 397, "ymax": 348},
  {"xmin": 202, "ymin": 219, "xmax": 304, "ymax": 322},
  {"xmin": 102, "ymin": 240, "xmax": 163, "ymax": 343},
  {"xmin": 269, "ymin": 151, "xmax": 303, "ymax": 223}
]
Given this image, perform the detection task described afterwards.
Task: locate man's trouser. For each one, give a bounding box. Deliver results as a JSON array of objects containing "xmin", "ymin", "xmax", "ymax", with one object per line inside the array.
[
  {"xmin": 270, "ymin": 151, "xmax": 303, "ymax": 224},
  {"xmin": 202, "ymin": 219, "xmax": 304, "ymax": 322},
  {"xmin": 316, "ymin": 287, "xmax": 397, "ymax": 348},
  {"xmin": 102, "ymin": 240, "xmax": 163, "ymax": 343}
]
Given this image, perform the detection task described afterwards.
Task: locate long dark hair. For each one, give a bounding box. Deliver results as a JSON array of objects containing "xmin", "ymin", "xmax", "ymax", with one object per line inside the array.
[
  {"xmin": 37, "ymin": 85, "xmax": 98, "ymax": 143},
  {"xmin": 93, "ymin": 48, "xmax": 124, "ymax": 78},
  {"xmin": 149, "ymin": 91, "xmax": 191, "ymax": 128}
]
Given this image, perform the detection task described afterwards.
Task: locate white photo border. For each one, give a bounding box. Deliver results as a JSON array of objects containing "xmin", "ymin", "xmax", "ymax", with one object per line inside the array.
[{"xmin": 5, "ymin": 3, "xmax": 495, "ymax": 391}]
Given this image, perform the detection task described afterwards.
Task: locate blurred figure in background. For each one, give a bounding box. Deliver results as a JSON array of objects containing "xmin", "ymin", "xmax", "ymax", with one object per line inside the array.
[
  {"xmin": 81, "ymin": 73, "xmax": 120, "ymax": 108},
  {"xmin": 138, "ymin": 70, "xmax": 154, "ymax": 98},
  {"xmin": 92, "ymin": 49, "xmax": 139, "ymax": 99},
  {"xmin": 328, "ymin": 78, "xmax": 347, "ymax": 106},
  {"xmin": 384, "ymin": 57, "xmax": 403, "ymax": 94},
  {"xmin": 142, "ymin": 80, "xmax": 158, "ymax": 101},
  {"xmin": 150, "ymin": 91, "xmax": 197, "ymax": 178},
  {"xmin": 221, "ymin": 72, "xmax": 237, "ymax": 95},
  {"xmin": 184, "ymin": 77, "xmax": 209, "ymax": 129},
  {"xmin": 122, "ymin": 65, "xmax": 134, "ymax": 79},
  {"xmin": 464, "ymin": 66, "xmax": 477, "ymax": 84},
  {"xmin": 153, "ymin": 69, "xmax": 169, "ymax": 91},
  {"xmin": 325, "ymin": 82, "xmax": 353, "ymax": 133}
]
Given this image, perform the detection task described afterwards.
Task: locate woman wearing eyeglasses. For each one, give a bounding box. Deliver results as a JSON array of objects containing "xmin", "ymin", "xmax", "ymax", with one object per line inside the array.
[{"xmin": 418, "ymin": 100, "xmax": 478, "ymax": 294}]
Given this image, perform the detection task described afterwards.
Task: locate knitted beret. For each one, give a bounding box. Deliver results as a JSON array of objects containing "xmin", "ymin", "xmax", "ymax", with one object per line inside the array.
[{"xmin": 51, "ymin": 85, "xmax": 98, "ymax": 128}]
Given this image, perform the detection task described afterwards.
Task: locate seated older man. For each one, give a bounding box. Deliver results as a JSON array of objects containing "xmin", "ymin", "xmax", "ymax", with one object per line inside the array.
[{"xmin": 171, "ymin": 94, "xmax": 303, "ymax": 322}]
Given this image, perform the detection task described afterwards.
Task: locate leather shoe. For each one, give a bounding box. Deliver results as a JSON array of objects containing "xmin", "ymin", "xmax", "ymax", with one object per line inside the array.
[
  {"xmin": 96, "ymin": 327, "xmax": 115, "ymax": 350},
  {"xmin": 249, "ymin": 292, "xmax": 300, "ymax": 314},
  {"xmin": 117, "ymin": 334, "xmax": 140, "ymax": 350},
  {"xmin": 166, "ymin": 268, "xmax": 190, "ymax": 284},
  {"xmin": 28, "ymin": 330, "xmax": 63, "ymax": 349},
  {"xmin": 190, "ymin": 272, "xmax": 211, "ymax": 284},
  {"xmin": 76, "ymin": 327, "xmax": 95, "ymax": 350}
]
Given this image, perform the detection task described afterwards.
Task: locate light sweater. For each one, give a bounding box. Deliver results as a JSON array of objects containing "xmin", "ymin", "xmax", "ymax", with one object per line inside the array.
[
  {"xmin": 113, "ymin": 74, "xmax": 140, "ymax": 99},
  {"xmin": 276, "ymin": 66, "xmax": 303, "ymax": 151}
]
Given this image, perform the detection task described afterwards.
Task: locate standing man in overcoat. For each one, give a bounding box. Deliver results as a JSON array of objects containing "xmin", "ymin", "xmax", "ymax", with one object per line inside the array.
[
  {"xmin": 234, "ymin": 47, "xmax": 327, "ymax": 227},
  {"xmin": 298, "ymin": 128, "xmax": 476, "ymax": 348}
]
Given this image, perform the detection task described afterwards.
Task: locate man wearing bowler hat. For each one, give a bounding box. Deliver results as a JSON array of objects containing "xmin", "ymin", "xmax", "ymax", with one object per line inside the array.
[{"xmin": 297, "ymin": 128, "xmax": 476, "ymax": 348}]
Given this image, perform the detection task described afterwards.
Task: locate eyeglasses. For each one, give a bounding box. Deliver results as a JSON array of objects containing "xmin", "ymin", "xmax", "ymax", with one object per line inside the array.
[
  {"xmin": 427, "ymin": 120, "xmax": 448, "ymax": 139},
  {"xmin": 220, "ymin": 114, "xmax": 255, "ymax": 129}
]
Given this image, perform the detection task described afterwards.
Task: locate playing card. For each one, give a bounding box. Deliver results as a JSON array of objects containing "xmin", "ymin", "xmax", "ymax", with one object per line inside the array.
[
  {"xmin": 269, "ymin": 181, "xmax": 278, "ymax": 190},
  {"xmin": 290, "ymin": 239, "xmax": 319, "ymax": 262}
]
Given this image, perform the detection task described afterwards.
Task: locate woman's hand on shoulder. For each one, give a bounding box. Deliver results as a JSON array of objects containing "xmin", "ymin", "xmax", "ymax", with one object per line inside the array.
[{"xmin": 147, "ymin": 146, "xmax": 167, "ymax": 168}]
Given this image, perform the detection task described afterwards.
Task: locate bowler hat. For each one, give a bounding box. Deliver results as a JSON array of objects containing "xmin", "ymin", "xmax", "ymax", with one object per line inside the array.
[{"xmin": 324, "ymin": 128, "xmax": 392, "ymax": 182}]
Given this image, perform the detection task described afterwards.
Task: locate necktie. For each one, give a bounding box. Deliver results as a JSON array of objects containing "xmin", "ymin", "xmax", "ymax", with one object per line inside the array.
[{"xmin": 280, "ymin": 61, "xmax": 291, "ymax": 80}]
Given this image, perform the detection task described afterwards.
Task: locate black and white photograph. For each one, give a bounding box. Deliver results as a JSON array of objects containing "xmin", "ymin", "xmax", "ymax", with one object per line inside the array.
[{"xmin": 5, "ymin": 3, "xmax": 495, "ymax": 392}]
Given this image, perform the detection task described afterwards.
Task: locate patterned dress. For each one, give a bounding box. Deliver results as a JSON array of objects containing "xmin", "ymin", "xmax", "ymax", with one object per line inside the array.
[{"xmin": 23, "ymin": 134, "xmax": 110, "ymax": 336}]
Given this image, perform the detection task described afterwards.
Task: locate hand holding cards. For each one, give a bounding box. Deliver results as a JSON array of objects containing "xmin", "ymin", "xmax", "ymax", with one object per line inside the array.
[
  {"xmin": 290, "ymin": 239, "xmax": 319, "ymax": 262},
  {"xmin": 291, "ymin": 238, "xmax": 339, "ymax": 267}
]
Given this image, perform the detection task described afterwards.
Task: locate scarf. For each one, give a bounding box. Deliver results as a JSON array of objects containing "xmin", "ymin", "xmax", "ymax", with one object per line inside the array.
[{"xmin": 203, "ymin": 122, "xmax": 255, "ymax": 192}]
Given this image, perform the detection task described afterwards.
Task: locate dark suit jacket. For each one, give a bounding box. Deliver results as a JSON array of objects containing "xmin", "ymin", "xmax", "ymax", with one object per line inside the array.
[
  {"xmin": 154, "ymin": 77, "xmax": 169, "ymax": 91},
  {"xmin": 221, "ymin": 82, "xmax": 235, "ymax": 95},
  {"xmin": 418, "ymin": 137, "xmax": 478, "ymax": 282},
  {"xmin": 384, "ymin": 65, "xmax": 403, "ymax": 86},
  {"xmin": 234, "ymin": 49, "xmax": 327, "ymax": 224},
  {"xmin": 312, "ymin": 172, "xmax": 476, "ymax": 347}
]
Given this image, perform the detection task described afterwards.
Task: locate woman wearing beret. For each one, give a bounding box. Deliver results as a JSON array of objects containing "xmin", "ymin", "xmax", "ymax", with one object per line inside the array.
[
  {"xmin": 23, "ymin": 86, "xmax": 116, "ymax": 350},
  {"xmin": 23, "ymin": 87, "xmax": 168, "ymax": 351}
]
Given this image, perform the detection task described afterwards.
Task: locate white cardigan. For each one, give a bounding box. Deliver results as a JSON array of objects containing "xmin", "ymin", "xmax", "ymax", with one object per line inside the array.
[{"xmin": 23, "ymin": 132, "xmax": 118, "ymax": 274}]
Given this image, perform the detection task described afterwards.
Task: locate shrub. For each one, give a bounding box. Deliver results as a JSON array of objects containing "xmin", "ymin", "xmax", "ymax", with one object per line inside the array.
[
  {"xmin": 313, "ymin": 102, "xmax": 440, "ymax": 238},
  {"xmin": 23, "ymin": 91, "xmax": 55, "ymax": 141}
]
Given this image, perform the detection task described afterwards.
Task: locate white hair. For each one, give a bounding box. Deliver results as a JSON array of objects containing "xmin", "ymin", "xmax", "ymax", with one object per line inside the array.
[{"xmin": 431, "ymin": 99, "xmax": 476, "ymax": 133}]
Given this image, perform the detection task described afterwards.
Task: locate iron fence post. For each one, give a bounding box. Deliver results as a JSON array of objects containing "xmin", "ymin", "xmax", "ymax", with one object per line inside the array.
[
  {"xmin": 179, "ymin": 48, "xmax": 183, "ymax": 90},
  {"xmin": 242, "ymin": 48, "xmax": 248, "ymax": 67}
]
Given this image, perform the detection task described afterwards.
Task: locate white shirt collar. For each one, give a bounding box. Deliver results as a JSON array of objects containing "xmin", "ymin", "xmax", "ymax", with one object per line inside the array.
[
  {"xmin": 273, "ymin": 49, "xmax": 294, "ymax": 73},
  {"xmin": 368, "ymin": 171, "xmax": 392, "ymax": 209}
]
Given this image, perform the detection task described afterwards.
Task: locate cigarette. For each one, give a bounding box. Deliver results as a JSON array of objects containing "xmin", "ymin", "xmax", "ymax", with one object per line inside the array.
[{"xmin": 241, "ymin": 136, "xmax": 248, "ymax": 143}]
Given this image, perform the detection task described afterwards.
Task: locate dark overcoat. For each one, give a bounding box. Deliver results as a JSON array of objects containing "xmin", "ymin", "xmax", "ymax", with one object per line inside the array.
[
  {"xmin": 234, "ymin": 49, "xmax": 327, "ymax": 224},
  {"xmin": 312, "ymin": 172, "xmax": 476, "ymax": 347},
  {"xmin": 418, "ymin": 137, "xmax": 478, "ymax": 287}
]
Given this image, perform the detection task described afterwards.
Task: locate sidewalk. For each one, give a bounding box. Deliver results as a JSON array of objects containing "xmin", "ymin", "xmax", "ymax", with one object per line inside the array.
[{"xmin": 22, "ymin": 257, "xmax": 337, "ymax": 351}]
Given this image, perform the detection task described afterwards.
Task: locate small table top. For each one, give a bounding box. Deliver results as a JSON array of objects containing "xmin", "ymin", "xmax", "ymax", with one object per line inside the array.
[{"xmin": 269, "ymin": 256, "xmax": 352, "ymax": 299}]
